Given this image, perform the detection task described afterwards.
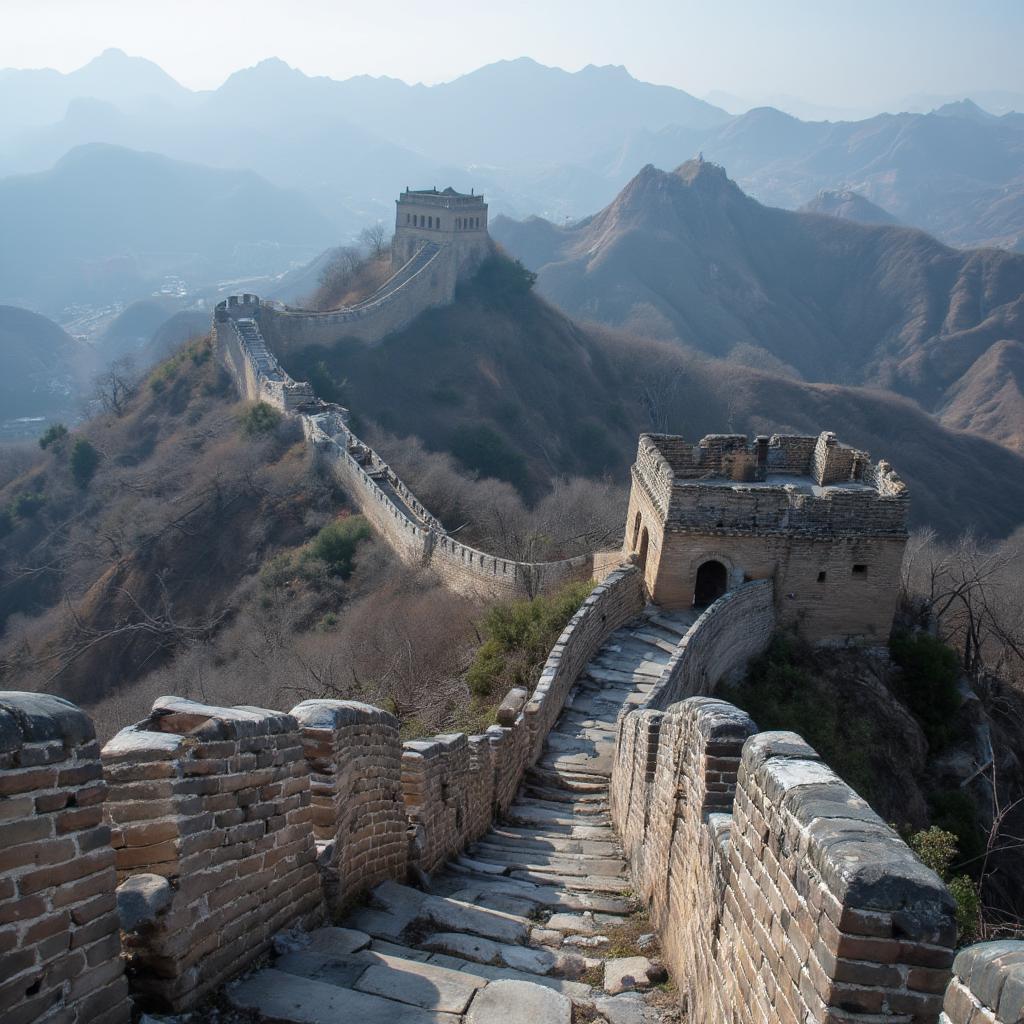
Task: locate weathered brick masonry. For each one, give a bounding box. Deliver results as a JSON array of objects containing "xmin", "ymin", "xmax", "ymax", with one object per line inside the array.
[
  {"xmin": 941, "ymin": 942, "xmax": 1024, "ymax": 1023},
  {"xmin": 290, "ymin": 699, "xmax": 408, "ymax": 913},
  {"xmin": 100, "ymin": 698, "xmax": 323, "ymax": 1012},
  {"xmin": 624, "ymin": 432, "xmax": 909, "ymax": 644},
  {"xmin": 0, "ymin": 693, "xmax": 129, "ymax": 1024},
  {"xmin": 612, "ymin": 699, "xmax": 961, "ymax": 1023},
  {"xmin": 3, "ymin": 558, "xmax": 1024, "ymax": 1021}
]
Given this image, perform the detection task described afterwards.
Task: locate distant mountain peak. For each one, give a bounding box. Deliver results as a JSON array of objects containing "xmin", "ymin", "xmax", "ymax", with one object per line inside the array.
[
  {"xmin": 933, "ymin": 98, "xmax": 995, "ymax": 121},
  {"xmin": 674, "ymin": 157, "xmax": 731, "ymax": 186},
  {"xmin": 801, "ymin": 189, "xmax": 898, "ymax": 226}
]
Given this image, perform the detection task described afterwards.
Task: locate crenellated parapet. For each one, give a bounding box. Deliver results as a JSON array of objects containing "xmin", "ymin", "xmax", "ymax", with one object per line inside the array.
[
  {"xmin": 625, "ymin": 431, "xmax": 910, "ymax": 643},
  {"xmin": 0, "ymin": 692, "xmax": 129, "ymax": 1024},
  {"xmin": 611, "ymin": 697, "xmax": 961, "ymax": 1024}
]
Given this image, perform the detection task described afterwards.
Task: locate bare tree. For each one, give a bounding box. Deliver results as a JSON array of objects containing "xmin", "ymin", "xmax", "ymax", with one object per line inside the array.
[
  {"xmin": 359, "ymin": 222, "xmax": 390, "ymax": 259},
  {"xmin": 92, "ymin": 357, "xmax": 138, "ymax": 418},
  {"xmin": 901, "ymin": 529, "xmax": 1024, "ymax": 683}
]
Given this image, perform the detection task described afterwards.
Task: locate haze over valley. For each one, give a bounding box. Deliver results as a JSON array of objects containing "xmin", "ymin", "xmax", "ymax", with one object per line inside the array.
[{"xmin": 3, "ymin": 9, "xmax": 1024, "ymax": 1021}]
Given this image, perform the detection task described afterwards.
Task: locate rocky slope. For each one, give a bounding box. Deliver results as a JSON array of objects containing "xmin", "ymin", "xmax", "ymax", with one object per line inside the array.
[{"xmin": 491, "ymin": 160, "xmax": 1024, "ymax": 453}]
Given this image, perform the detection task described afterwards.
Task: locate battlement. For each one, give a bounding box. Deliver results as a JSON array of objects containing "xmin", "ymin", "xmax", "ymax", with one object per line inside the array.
[
  {"xmin": 625, "ymin": 431, "xmax": 909, "ymax": 643},
  {"xmin": 398, "ymin": 185, "xmax": 487, "ymax": 210},
  {"xmin": 635, "ymin": 431, "xmax": 908, "ymax": 535}
]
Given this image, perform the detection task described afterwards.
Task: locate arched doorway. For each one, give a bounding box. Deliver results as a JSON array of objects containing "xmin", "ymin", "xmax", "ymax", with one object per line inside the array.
[
  {"xmin": 693, "ymin": 560, "xmax": 728, "ymax": 607},
  {"xmin": 631, "ymin": 511, "xmax": 642, "ymax": 550},
  {"xmin": 637, "ymin": 527, "xmax": 649, "ymax": 573}
]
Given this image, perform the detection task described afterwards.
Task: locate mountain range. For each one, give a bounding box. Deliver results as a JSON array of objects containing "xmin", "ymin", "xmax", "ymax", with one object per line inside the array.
[
  {"xmin": 2, "ymin": 50, "xmax": 1023, "ymax": 251},
  {"xmin": 490, "ymin": 160, "xmax": 1024, "ymax": 455},
  {"xmin": 0, "ymin": 143, "xmax": 337, "ymax": 310}
]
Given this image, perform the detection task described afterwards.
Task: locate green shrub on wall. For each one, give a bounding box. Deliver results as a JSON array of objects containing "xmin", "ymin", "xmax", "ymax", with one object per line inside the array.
[
  {"xmin": 240, "ymin": 401, "xmax": 283, "ymax": 437},
  {"xmin": 465, "ymin": 580, "xmax": 593, "ymax": 698}
]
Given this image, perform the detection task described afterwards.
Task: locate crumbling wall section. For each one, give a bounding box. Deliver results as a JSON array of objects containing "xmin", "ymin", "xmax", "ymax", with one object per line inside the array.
[
  {"xmin": 0, "ymin": 692, "xmax": 129, "ymax": 1024},
  {"xmin": 100, "ymin": 698, "xmax": 322, "ymax": 1012},
  {"xmin": 290, "ymin": 700, "xmax": 407, "ymax": 913}
]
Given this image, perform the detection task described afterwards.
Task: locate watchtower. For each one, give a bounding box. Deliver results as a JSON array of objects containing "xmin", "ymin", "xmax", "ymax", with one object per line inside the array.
[
  {"xmin": 623, "ymin": 431, "xmax": 909, "ymax": 644},
  {"xmin": 393, "ymin": 186, "xmax": 489, "ymax": 269}
]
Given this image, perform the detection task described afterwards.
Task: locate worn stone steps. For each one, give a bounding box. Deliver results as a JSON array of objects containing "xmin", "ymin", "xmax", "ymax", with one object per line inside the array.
[{"xmin": 229, "ymin": 607, "xmax": 688, "ymax": 1021}]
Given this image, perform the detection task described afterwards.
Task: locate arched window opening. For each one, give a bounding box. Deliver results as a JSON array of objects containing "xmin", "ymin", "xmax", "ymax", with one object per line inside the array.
[{"xmin": 693, "ymin": 560, "xmax": 728, "ymax": 607}]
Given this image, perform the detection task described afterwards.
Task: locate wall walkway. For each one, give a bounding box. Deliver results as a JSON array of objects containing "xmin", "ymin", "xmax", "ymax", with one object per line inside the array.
[{"xmin": 214, "ymin": 302, "xmax": 600, "ymax": 600}]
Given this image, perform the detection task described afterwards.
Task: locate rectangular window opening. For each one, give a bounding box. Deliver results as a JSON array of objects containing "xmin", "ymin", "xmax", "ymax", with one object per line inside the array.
[
  {"xmin": 817, "ymin": 571, "xmax": 826, "ymax": 583},
  {"xmin": 852, "ymin": 564, "xmax": 868, "ymax": 578}
]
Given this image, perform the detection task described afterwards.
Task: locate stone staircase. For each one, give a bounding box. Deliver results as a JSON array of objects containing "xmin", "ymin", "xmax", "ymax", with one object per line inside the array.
[{"xmin": 228, "ymin": 606, "xmax": 696, "ymax": 1023}]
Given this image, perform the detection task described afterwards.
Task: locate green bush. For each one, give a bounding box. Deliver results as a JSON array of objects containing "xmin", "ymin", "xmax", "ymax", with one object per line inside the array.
[
  {"xmin": 469, "ymin": 254, "xmax": 537, "ymax": 299},
  {"xmin": 721, "ymin": 633, "xmax": 878, "ymax": 802},
  {"xmin": 309, "ymin": 361, "xmax": 344, "ymax": 403},
  {"xmin": 12, "ymin": 492, "xmax": 45, "ymax": 519},
  {"xmin": 70, "ymin": 439, "xmax": 100, "ymax": 487},
  {"xmin": 240, "ymin": 401, "xmax": 283, "ymax": 437},
  {"xmin": 929, "ymin": 788, "xmax": 985, "ymax": 866},
  {"xmin": 305, "ymin": 516, "xmax": 371, "ymax": 578},
  {"xmin": 890, "ymin": 631, "xmax": 962, "ymax": 750},
  {"xmin": 908, "ymin": 826, "xmax": 980, "ymax": 943},
  {"xmin": 39, "ymin": 423, "xmax": 68, "ymax": 450},
  {"xmin": 465, "ymin": 581, "xmax": 592, "ymax": 698}
]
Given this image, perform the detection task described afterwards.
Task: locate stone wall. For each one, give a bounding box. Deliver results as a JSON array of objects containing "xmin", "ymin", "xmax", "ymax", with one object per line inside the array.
[
  {"xmin": 215, "ymin": 289, "xmax": 612, "ymax": 602},
  {"xmin": 0, "ymin": 693, "xmax": 129, "ymax": 1024},
  {"xmin": 625, "ymin": 431, "xmax": 909, "ymax": 643},
  {"xmin": 290, "ymin": 700, "xmax": 407, "ymax": 913},
  {"xmin": 645, "ymin": 579, "xmax": 775, "ymax": 710},
  {"xmin": 524, "ymin": 564, "xmax": 645, "ymax": 760},
  {"xmin": 941, "ymin": 942, "xmax": 1024, "ymax": 1023},
  {"xmin": 263, "ymin": 241, "xmax": 459, "ymax": 352},
  {"xmin": 213, "ymin": 297, "xmax": 315, "ymax": 413},
  {"xmin": 611, "ymin": 697, "xmax": 959, "ymax": 1023},
  {"xmin": 100, "ymin": 698, "xmax": 323, "ymax": 1012}
]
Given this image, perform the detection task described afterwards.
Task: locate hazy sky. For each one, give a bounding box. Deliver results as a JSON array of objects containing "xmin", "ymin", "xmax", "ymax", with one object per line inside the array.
[{"xmin": 1, "ymin": 0, "xmax": 1021, "ymax": 108}]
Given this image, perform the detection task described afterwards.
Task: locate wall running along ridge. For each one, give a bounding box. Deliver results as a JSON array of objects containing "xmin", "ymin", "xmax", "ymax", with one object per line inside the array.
[
  {"xmin": 645, "ymin": 579, "xmax": 775, "ymax": 710},
  {"xmin": 213, "ymin": 301, "xmax": 599, "ymax": 600}
]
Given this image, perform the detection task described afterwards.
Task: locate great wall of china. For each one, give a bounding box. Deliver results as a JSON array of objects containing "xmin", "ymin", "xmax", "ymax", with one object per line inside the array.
[{"xmin": 3, "ymin": 186, "xmax": 1022, "ymax": 1024}]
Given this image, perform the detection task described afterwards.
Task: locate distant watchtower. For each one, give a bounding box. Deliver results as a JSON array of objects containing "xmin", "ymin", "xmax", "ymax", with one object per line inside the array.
[{"xmin": 393, "ymin": 186, "xmax": 490, "ymax": 272}]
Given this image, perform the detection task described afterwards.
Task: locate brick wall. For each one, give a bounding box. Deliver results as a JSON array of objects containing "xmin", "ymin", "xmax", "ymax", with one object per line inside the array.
[
  {"xmin": 524, "ymin": 564, "xmax": 644, "ymax": 760},
  {"xmin": 611, "ymin": 697, "xmax": 959, "ymax": 1023},
  {"xmin": 262, "ymin": 241, "xmax": 460, "ymax": 353},
  {"xmin": 0, "ymin": 693, "xmax": 129, "ymax": 1024},
  {"xmin": 941, "ymin": 942, "xmax": 1024, "ymax": 1023},
  {"xmin": 100, "ymin": 698, "xmax": 323, "ymax": 1012},
  {"xmin": 290, "ymin": 700, "xmax": 408, "ymax": 913},
  {"xmin": 645, "ymin": 579, "xmax": 775, "ymax": 709}
]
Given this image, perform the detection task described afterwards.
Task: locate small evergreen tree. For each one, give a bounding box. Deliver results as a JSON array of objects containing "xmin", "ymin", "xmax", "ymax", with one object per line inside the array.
[
  {"xmin": 38, "ymin": 423, "xmax": 68, "ymax": 450},
  {"xmin": 70, "ymin": 439, "xmax": 100, "ymax": 487}
]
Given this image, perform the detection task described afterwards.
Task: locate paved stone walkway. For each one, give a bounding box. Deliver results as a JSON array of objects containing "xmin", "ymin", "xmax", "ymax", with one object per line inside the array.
[{"xmin": 229, "ymin": 607, "xmax": 696, "ymax": 1023}]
